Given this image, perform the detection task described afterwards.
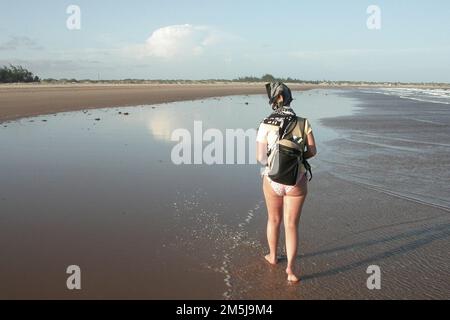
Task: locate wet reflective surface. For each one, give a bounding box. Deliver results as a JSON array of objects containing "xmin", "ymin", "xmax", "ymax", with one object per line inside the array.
[
  {"xmin": 0, "ymin": 90, "xmax": 356, "ymax": 299},
  {"xmin": 322, "ymin": 89, "xmax": 450, "ymax": 211},
  {"xmin": 1, "ymin": 89, "xmax": 449, "ymax": 299}
]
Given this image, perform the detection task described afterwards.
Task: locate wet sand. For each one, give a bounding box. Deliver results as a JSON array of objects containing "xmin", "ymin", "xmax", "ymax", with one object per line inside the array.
[
  {"xmin": 220, "ymin": 90, "xmax": 450, "ymax": 299},
  {"xmin": 0, "ymin": 83, "xmax": 316, "ymax": 123},
  {"xmin": 227, "ymin": 171, "xmax": 450, "ymax": 299},
  {"xmin": 320, "ymin": 90, "xmax": 450, "ymax": 211},
  {"xmin": 1, "ymin": 90, "xmax": 449, "ymax": 299}
]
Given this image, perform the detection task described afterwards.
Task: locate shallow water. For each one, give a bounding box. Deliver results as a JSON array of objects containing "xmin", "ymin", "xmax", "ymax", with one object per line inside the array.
[
  {"xmin": 367, "ymin": 87, "xmax": 450, "ymax": 105},
  {"xmin": 0, "ymin": 89, "xmax": 357, "ymax": 299},
  {"xmin": 2, "ymin": 88, "xmax": 448, "ymax": 299},
  {"xmin": 321, "ymin": 89, "xmax": 450, "ymax": 212}
]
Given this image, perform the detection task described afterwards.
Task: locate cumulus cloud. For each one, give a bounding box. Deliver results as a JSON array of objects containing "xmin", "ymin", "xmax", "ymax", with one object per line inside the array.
[
  {"xmin": 127, "ymin": 24, "xmax": 238, "ymax": 59},
  {"xmin": 146, "ymin": 24, "xmax": 204, "ymax": 58}
]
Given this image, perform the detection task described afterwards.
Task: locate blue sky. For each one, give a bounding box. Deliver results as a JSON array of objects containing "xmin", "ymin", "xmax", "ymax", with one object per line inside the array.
[{"xmin": 0, "ymin": 0, "xmax": 449, "ymax": 82}]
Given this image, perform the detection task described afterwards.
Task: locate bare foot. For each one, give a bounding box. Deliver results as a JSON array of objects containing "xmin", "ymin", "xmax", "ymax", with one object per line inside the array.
[
  {"xmin": 286, "ymin": 268, "xmax": 300, "ymax": 283},
  {"xmin": 264, "ymin": 254, "xmax": 278, "ymax": 265}
]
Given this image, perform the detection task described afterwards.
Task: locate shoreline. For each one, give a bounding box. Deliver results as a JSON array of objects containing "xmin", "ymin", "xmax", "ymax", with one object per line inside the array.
[
  {"xmin": 2, "ymin": 82, "xmax": 449, "ymax": 124},
  {"xmin": 0, "ymin": 83, "xmax": 320, "ymax": 124},
  {"xmin": 231, "ymin": 89, "xmax": 450, "ymax": 299},
  {"xmin": 1, "ymin": 89, "xmax": 449, "ymax": 299},
  {"xmin": 320, "ymin": 89, "xmax": 450, "ymax": 212}
]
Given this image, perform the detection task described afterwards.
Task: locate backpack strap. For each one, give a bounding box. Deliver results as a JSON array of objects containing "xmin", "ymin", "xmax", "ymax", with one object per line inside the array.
[
  {"xmin": 288, "ymin": 117, "xmax": 306, "ymax": 146},
  {"xmin": 300, "ymin": 117, "xmax": 306, "ymax": 143},
  {"xmin": 300, "ymin": 117, "xmax": 309, "ymax": 146},
  {"xmin": 286, "ymin": 117, "xmax": 313, "ymax": 182},
  {"xmin": 300, "ymin": 119, "xmax": 313, "ymax": 181},
  {"xmin": 294, "ymin": 117, "xmax": 313, "ymax": 181},
  {"xmin": 281, "ymin": 117, "xmax": 298, "ymax": 140}
]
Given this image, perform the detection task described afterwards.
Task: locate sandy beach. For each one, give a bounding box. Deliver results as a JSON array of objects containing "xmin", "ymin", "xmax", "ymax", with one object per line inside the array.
[
  {"xmin": 2, "ymin": 0, "xmax": 450, "ymax": 304},
  {"xmin": 0, "ymin": 83, "xmax": 319, "ymax": 123},
  {"xmin": 0, "ymin": 88, "xmax": 449, "ymax": 299}
]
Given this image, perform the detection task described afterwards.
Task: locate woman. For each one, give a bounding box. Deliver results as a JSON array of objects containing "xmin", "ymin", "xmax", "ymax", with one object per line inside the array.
[{"xmin": 256, "ymin": 83, "xmax": 317, "ymax": 283}]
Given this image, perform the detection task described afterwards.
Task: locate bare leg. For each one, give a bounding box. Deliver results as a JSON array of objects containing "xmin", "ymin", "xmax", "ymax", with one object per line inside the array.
[
  {"xmin": 263, "ymin": 176, "xmax": 283, "ymax": 265},
  {"xmin": 284, "ymin": 178, "xmax": 308, "ymax": 282}
]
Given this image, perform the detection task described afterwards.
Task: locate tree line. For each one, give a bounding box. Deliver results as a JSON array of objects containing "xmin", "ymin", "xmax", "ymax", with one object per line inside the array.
[
  {"xmin": 2, "ymin": 67, "xmax": 441, "ymax": 86},
  {"xmin": 0, "ymin": 65, "xmax": 40, "ymax": 83},
  {"xmin": 234, "ymin": 74, "xmax": 322, "ymax": 84}
]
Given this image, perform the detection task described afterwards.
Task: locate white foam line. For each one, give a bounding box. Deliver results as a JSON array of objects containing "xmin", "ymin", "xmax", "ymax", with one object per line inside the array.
[
  {"xmin": 402, "ymin": 96, "xmax": 450, "ymax": 105},
  {"xmin": 363, "ymin": 184, "xmax": 450, "ymax": 212},
  {"xmin": 356, "ymin": 132, "xmax": 450, "ymax": 148},
  {"xmin": 220, "ymin": 200, "xmax": 265, "ymax": 299},
  {"xmin": 406, "ymin": 117, "xmax": 448, "ymax": 126},
  {"xmin": 331, "ymin": 172, "xmax": 450, "ymax": 213},
  {"xmin": 174, "ymin": 189, "xmax": 267, "ymax": 300},
  {"xmin": 343, "ymin": 137, "xmax": 421, "ymax": 153},
  {"xmin": 373, "ymin": 88, "xmax": 450, "ymax": 105}
]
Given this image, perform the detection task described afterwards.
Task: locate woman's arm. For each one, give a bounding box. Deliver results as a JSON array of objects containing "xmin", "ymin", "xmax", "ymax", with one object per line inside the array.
[
  {"xmin": 257, "ymin": 142, "xmax": 268, "ymax": 166},
  {"xmin": 303, "ymin": 132, "xmax": 317, "ymax": 160}
]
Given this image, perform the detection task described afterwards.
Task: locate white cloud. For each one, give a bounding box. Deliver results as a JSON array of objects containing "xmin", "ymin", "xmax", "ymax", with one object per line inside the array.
[
  {"xmin": 126, "ymin": 24, "xmax": 239, "ymax": 60},
  {"xmin": 147, "ymin": 24, "xmax": 205, "ymax": 58}
]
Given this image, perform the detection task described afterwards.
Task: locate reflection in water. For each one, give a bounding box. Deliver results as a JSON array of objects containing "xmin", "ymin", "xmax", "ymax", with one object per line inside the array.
[
  {"xmin": 147, "ymin": 107, "xmax": 182, "ymax": 142},
  {"xmin": 147, "ymin": 111, "xmax": 171, "ymax": 141},
  {"xmin": 0, "ymin": 89, "xmax": 359, "ymax": 299},
  {"xmin": 144, "ymin": 90, "xmax": 359, "ymax": 162}
]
